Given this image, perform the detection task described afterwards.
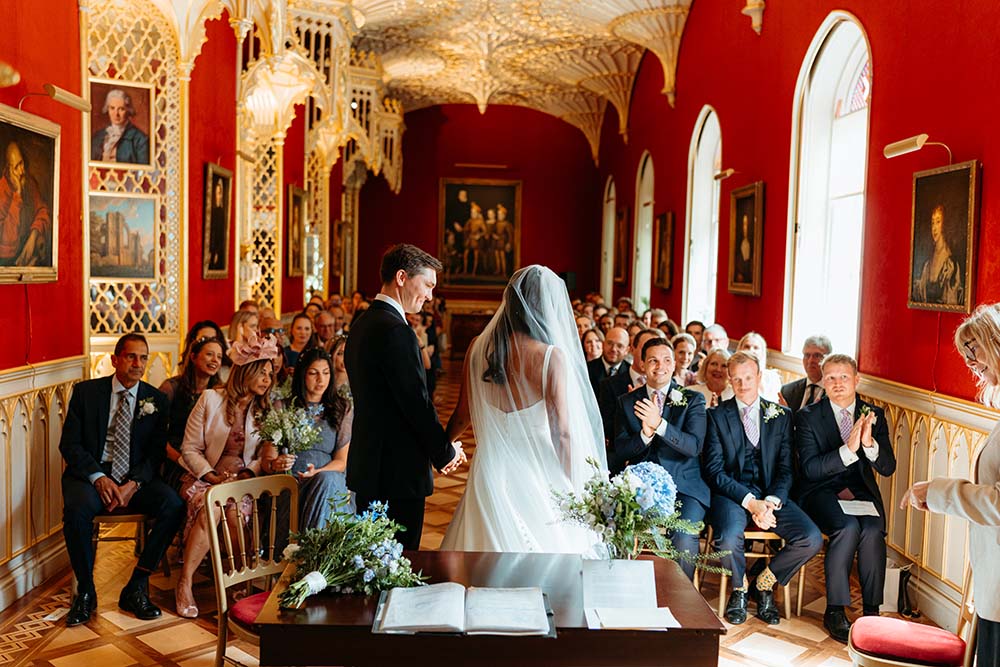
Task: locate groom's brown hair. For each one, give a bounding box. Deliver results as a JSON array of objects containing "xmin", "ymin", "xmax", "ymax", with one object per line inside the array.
[{"xmin": 380, "ymin": 244, "xmax": 442, "ymax": 284}]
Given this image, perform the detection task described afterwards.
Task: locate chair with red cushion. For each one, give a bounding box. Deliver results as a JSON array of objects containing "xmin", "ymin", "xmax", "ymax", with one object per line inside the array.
[
  {"xmin": 204, "ymin": 475, "xmax": 298, "ymax": 667},
  {"xmin": 848, "ymin": 568, "xmax": 977, "ymax": 667}
]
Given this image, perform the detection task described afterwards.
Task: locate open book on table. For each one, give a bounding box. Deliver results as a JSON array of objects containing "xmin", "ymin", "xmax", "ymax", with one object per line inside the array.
[{"xmin": 373, "ymin": 582, "xmax": 554, "ymax": 637}]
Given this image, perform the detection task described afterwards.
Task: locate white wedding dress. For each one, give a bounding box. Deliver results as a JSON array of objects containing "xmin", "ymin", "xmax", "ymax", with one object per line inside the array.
[{"xmin": 440, "ymin": 266, "xmax": 607, "ymax": 555}]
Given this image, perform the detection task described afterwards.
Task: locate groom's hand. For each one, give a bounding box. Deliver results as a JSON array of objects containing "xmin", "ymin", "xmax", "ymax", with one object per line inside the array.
[{"xmin": 441, "ymin": 441, "xmax": 465, "ymax": 474}]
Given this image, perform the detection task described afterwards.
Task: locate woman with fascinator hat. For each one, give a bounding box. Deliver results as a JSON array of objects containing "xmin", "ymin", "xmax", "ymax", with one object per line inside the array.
[
  {"xmin": 440, "ymin": 265, "xmax": 608, "ymax": 554},
  {"xmin": 173, "ymin": 333, "xmax": 277, "ymax": 618}
]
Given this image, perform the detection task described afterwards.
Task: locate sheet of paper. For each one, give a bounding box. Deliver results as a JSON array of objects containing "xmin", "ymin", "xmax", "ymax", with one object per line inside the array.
[
  {"xmin": 838, "ymin": 500, "xmax": 880, "ymax": 516},
  {"xmin": 465, "ymin": 587, "xmax": 549, "ymax": 635},
  {"xmin": 379, "ymin": 582, "xmax": 466, "ymax": 633},
  {"xmin": 582, "ymin": 559, "xmax": 658, "ymax": 610},
  {"xmin": 595, "ymin": 607, "xmax": 680, "ymax": 629}
]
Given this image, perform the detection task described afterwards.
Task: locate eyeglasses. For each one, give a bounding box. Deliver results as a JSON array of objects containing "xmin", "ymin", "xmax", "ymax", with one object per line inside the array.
[
  {"xmin": 262, "ymin": 327, "xmax": 285, "ymax": 335},
  {"xmin": 963, "ymin": 340, "xmax": 980, "ymax": 364}
]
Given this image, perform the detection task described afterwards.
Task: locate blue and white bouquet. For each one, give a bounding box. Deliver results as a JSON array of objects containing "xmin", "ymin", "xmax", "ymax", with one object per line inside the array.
[
  {"xmin": 279, "ymin": 500, "xmax": 425, "ymax": 609},
  {"xmin": 256, "ymin": 403, "xmax": 321, "ymax": 455}
]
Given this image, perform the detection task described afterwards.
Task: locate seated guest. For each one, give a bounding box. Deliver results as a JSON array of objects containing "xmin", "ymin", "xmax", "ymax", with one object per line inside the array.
[
  {"xmin": 594, "ymin": 305, "xmax": 609, "ymax": 321},
  {"xmin": 178, "ymin": 320, "xmax": 229, "ymax": 376},
  {"xmin": 598, "ymin": 328, "xmax": 664, "ymax": 441},
  {"xmin": 795, "ymin": 353, "xmax": 895, "ymax": 642},
  {"xmin": 689, "ymin": 348, "xmax": 734, "ymax": 407},
  {"xmin": 649, "ymin": 308, "xmax": 668, "ymax": 328},
  {"xmin": 237, "ymin": 299, "xmax": 259, "ymax": 316},
  {"xmin": 614, "ymin": 312, "xmax": 633, "ymax": 329},
  {"xmin": 582, "ymin": 328, "xmax": 604, "ymax": 362},
  {"xmin": 576, "ymin": 315, "xmax": 595, "ymax": 338},
  {"xmin": 262, "ymin": 347, "xmax": 354, "ymax": 529},
  {"xmin": 330, "ymin": 335, "xmax": 351, "ymax": 404},
  {"xmin": 671, "ymin": 333, "xmax": 698, "ymax": 386},
  {"xmin": 587, "ymin": 326, "xmax": 630, "ymax": 397},
  {"xmin": 686, "ymin": 319, "xmax": 706, "ymax": 368},
  {"xmin": 303, "ymin": 302, "xmax": 322, "ymax": 321},
  {"xmin": 598, "ymin": 313, "xmax": 614, "ymax": 335},
  {"xmin": 259, "ymin": 315, "xmax": 286, "ymax": 347},
  {"xmin": 314, "ymin": 310, "xmax": 338, "ymax": 350},
  {"xmin": 329, "ymin": 305, "xmax": 348, "ymax": 336},
  {"xmin": 640, "ymin": 309, "xmax": 653, "ymax": 327},
  {"xmin": 612, "ymin": 339, "xmax": 708, "ymax": 579},
  {"xmin": 737, "ymin": 331, "xmax": 781, "ymax": 402},
  {"xmin": 283, "ymin": 312, "xmax": 315, "ymax": 373},
  {"xmin": 325, "ymin": 293, "xmax": 343, "ymax": 310},
  {"xmin": 780, "ymin": 335, "xmax": 832, "ymax": 413},
  {"xmin": 658, "ymin": 319, "xmax": 681, "ymax": 338},
  {"xmin": 227, "ymin": 309, "xmax": 258, "ymax": 346},
  {"xmin": 616, "ymin": 296, "xmax": 633, "ymax": 313},
  {"xmin": 704, "ymin": 352, "xmax": 823, "ymax": 626},
  {"xmin": 174, "ymin": 335, "xmax": 278, "ymax": 618},
  {"xmin": 159, "ymin": 336, "xmax": 224, "ymax": 489},
  {"xmin": 692, "ymin": 322, "xmax": 729, "ymax": 373},
  {"xmin": 59, "ymin": 334, "xmax": 184, "ymax": 627}
]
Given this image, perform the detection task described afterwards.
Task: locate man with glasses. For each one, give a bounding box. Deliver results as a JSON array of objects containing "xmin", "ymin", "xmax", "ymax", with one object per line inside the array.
[
  {"xmin": 314, "ymin": 310, "xmax": 338, "ymax": 349},
  {"xmin": 259, "ymin": 315, "xmax": 286, "ymax": 347},
  {"xmin": 794, "ymin": 353, "xmax": 896, "ymax": 642},
  {"xmin": 780, "ymin": 335, "xmax": 833, "ymax": 413}
]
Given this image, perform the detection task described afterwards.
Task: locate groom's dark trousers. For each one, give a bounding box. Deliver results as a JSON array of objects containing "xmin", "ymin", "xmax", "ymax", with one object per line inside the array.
[{"xmin": 345, "ymin": 299, "xmax": 456, "ymax": 551}]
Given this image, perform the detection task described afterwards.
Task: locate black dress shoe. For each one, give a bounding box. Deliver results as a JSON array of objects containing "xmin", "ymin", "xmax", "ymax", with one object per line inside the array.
[
  {"xmin": 118, "ymin": 585, "xmax": 162, "ymax": 620},
  {"xmin": 753, "ymin": 588, "xmax": 782, "ymax": 625},
  {"xmin": 823, "ymin": 609, "xmax": 852, "ymax": 643},
  {"xmin": 725, "ymin": 589, "xmax": 749, "ymax": 624},
  {"xmin": 66, "ymin": 592, "xmax": 97, "ymax": 627}
]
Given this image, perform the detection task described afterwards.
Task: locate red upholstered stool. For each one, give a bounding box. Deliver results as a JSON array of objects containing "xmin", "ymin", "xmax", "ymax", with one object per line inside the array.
[
  {"xmin": 849, "ymin": 617, "xmax": 966, "ymax": 666},
  {"xmin": 229, "ymin": 591, "xmax": 270, "ymax": 633}
]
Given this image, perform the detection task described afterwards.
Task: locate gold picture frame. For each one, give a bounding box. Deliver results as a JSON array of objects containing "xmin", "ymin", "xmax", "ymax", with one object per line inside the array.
[
  {"xmin": 653, "ymin": 211, "xmax": 674, "ymax": 290},
  {"xmin": 728, "ymin": 181, "xmax": 764, "ymax": 296},
  {"xmin": 908, "ymin": 160, "xmax": 980, "ymax": 313},
  {"xmin": 287, "ymin": 184, "xmax": 307, "ymax": 277},
  {"xmin": 202, "ymin": 162, "xmax": 232, "ymax": 279},
  {"xmin": 88, "ymin": 78, "xmax": 155, "ymax": 170},
  {"xmin": 88, "ymin": 191, "xmax": 159, "ymax": 281}
]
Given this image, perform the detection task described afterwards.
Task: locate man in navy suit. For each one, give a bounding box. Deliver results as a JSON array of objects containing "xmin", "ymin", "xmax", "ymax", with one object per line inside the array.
[
  {"xmin": 59, "ymin": 334, "xmax": 184, "ymax": 627},
  {"xmin": 612, "ymin": 338, "xmax": 708, "ymax": 579},
  {"xmin": 795, "ymin": 353, "xmax": 895, "ymax": 642},
  {"xmin": 586, "ymin": 326, "xmax": 630, "ymax": 397},
  {"xmin": 598, "ymin": 328, "xmax": 664, "ymax": 441},
  {"xmin": 704, "ymin": 351, "xmax": 822, "ymax": 625}
]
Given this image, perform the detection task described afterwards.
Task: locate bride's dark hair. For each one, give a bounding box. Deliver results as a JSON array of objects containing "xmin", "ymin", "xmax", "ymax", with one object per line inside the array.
[{"xmin": 482, "ymin": 266, "xmax": 552, "ymax": 385}]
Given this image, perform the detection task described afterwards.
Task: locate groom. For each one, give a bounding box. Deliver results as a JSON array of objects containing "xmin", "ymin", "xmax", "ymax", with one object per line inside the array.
[{"xmin": 345, "ymin": 244, "xmax": 464, "ymax": 550}]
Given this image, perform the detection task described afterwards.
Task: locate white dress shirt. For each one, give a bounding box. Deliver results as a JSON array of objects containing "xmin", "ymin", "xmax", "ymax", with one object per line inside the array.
[
  {"xmin": 374, "ymin": 293, "xmax": 406, "ymax": 320},
  {"xmin": 639, "ymin": 384, "xmax": 671, "ymax": 445},
  {"xmin": 90, "ymin": 376, "xmax": 139, "ymax": 484},
  {"xmin": 832, "ymin": 400, "xmax": 880, "ymax": 466}
]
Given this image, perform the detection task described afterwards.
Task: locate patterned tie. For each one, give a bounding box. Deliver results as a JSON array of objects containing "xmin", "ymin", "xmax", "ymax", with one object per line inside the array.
[
  {"xmin": 110, "ymin": 390, "xmax": 132, "ymax": 483},
  {"xmin": 741, "ymin": 405, "xmax": 759, "ymax": 448},
  {"xmin": 636, "ymin": 375, "xmax": 646, "ymax": 387},
  {"xmin": 710, "ymin": 392, "xmax": 720, "ymax": 408},
  {"xmin": 838, "ymin": 407, "xmax": 853, "ymax": 444},
  {"xmin": 653, "ymin": 390, "xmax": 664, "ymax": 414}
]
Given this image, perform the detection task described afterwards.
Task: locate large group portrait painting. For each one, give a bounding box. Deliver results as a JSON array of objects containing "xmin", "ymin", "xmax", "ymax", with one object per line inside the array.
[{"xmin": 439, "ymin": 178, "xmax": 521, "ymax": 289}]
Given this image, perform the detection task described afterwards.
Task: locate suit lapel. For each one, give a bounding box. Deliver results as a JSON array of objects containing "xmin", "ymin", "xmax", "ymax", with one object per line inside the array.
[
  {"xmin": 96, "ymin": 376, "xmax": 113, "ymax": 446},
  {"xmin": 722, "ymin": 400, "xmax": 746, "ymax": 468},
  {"xmin": 758, "ymin": 400, "xmax": 773, "ymax": 482},
  {"xmin": 818, "ymin": 398, "xmax": 842, "ymax": 451}
]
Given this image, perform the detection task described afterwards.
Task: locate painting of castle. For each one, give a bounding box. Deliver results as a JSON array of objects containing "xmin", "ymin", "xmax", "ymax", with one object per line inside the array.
[{"xmin": 89, "ymin": 193, "xmax": 157, "ymax": 279}]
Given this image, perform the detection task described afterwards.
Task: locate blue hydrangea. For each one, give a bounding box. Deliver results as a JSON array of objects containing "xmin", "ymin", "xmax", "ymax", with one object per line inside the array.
[
  {"xmin": 363, "ymin": 568, "xmax": 375, "ymax": 583},
  {"xmin": 352, "ymin": 554, "xmax": 365, "ymax": 570},
  {"xmin": 623, "ymin": 462, "xmax": 677, "ymax": 515}
]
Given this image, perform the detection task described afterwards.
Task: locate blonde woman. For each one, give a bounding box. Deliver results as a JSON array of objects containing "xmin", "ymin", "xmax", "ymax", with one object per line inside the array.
[
  {"xmin": 901, "ymin": 303, "xmax": 1000, "ymax": 666},
  {"xmin": 738, "ymin": 331, "xmax": 781, "ymax": 402},
  {"xmin": 227, "ymin": 309, "xmax": 258, "ymax": 346},
  {"xmin": 689, "ymin": 348, "xmax": 733, "ymax": 407}
]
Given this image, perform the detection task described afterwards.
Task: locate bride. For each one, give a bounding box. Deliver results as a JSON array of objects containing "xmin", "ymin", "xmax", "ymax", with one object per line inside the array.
[{"xmin": 440, "ymin": 265, "xmax": 608, "ymax": 554}]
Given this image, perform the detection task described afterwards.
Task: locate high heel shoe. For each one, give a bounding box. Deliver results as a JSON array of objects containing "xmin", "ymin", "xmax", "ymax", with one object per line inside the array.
[{"xmin": 175, "ymin": 585, "xmax": 199, "ymax": 618}]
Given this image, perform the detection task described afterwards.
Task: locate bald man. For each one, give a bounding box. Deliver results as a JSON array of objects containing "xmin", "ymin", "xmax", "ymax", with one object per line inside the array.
[
  {"xmin": 0, "ymin": 141, "xmax": 51, "ymax": 266},
  {"xmin": 587, "ymin": 327, "xmax": 630, "ymax": 398}
]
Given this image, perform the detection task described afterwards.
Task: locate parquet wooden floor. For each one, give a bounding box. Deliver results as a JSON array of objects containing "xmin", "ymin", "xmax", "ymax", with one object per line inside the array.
[{"xmin": 0, "ymin": 357, "xmax": 928, "ymax": 666}]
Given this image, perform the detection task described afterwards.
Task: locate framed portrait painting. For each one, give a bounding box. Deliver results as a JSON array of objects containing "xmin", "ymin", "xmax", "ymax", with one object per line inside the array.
[
  {"xmin": 0, "ymin": 103, "xmax": 59, "ymax": 284},
  {"xmin": 202, "ymin": 162, "xmax": 232, "ymax": 279},
  {"xmin": 287, "ymin": 185, "xmax": 307, "ymax": 277},
  {"xmin": 908, "ymin": 160, "xmax": 980, "ymax": 313},
  {"xmin": 728, "ymin": 181, "xmax": 764, "ymax": 296},
  {"xmin": 653, "ymin": 212, "xmax": 674, "ymax": 290},
  {"xmin": 89, "ymin": 79, "xmax": 154, "ymax": 169},
  {"xmin": 614, "ymin": 206, "xmax": 630, "ymax": 284},
  {"xmin": 89, "ymin": 192, "xmax": 158, "ymax": 280},
  {"xmin": 439, "ymin": 178, "xmax": 521, "ymax": 289}
]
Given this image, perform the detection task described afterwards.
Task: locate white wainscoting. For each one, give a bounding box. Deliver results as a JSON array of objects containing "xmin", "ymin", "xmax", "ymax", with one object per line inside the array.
[
  {"xmin": 770, "ymin": 352, "xmax": 996, "ymax": 631},
  {"xmin": 0, "ymin": 357, "xmax": 86, "ymax": 612}
]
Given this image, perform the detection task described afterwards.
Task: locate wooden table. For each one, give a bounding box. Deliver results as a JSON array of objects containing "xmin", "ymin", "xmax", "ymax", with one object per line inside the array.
[{"xmin": 256, "ymin": 551, "xmax": 725, "ymax": 667}]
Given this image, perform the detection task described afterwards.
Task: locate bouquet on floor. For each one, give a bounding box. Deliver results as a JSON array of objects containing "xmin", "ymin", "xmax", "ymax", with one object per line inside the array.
[
  {"xmin": 256, "ymin": 402, "xmax": 321, "ymax": 456},
  {"xmin": 555, "ymin": 459, "xmax": 728, "ymax": 572},
  {"xmin": 278, "ymin": 500, "xmax": 425, "ymax": 609}
]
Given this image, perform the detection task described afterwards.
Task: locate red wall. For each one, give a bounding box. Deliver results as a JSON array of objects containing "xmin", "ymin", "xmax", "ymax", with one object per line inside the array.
[
  {"xmin": 281, "ymin": 104, "xmax": 306, "ymax": 315},
  {"xmin": 598, "ymin": 0, "xmax": 1000, "ymax": 401},
  {"xmin": 0, "ymin": 0, "xmax": 83, "ymax": 371},
  {"xmin": 187, "ymin": 16, "xmax": 237, "ymax": 328},
  {"xmin": 357, "ymin": 104, "xmax": 601, "ymax": 299}
]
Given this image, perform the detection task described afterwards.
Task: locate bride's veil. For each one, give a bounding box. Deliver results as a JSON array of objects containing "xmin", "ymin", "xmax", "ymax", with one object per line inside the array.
[{"xmin": 465, "ymin": 265, "xmax": 608, "ymax": 493}]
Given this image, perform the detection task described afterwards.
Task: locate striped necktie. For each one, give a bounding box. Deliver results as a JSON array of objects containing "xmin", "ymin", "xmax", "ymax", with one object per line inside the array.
[
  {"xmin": 110, "ymin": 389, "xmax": 132, "ymax": 483},
  {"xmin": 741, "ymin": 405, "xmax": 759, "ymax": 447},
  {"xmin": 838, "ymin": 408, "xmax": 853, "ymax": 444}
]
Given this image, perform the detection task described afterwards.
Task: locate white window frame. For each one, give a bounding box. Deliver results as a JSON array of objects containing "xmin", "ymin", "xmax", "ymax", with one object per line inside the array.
[
  {"xmin": 632, "ymin": 153, "xmax": 655, "ymax": 310},
  {"xmin": 682, "ymin": 106, "xmax": 722, "ymax": 326},
  {"xmin": 601, "ymin": 176, "xmax": 616, "ymax": 303}
]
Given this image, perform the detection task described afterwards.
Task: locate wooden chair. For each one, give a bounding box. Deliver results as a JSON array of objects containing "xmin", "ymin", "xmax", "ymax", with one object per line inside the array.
[
  {"xmin": 704, "ymin": 525, "xmax": 800, "ymax": 620},
  {"xmin": 205, "ymin": 475, "xmax": 298, "ymax": 667},
  {"xmin": 847, "ymin": 568, "xmax": 977, "ymax": 667},
  {"xmin": 92, "ymin": 508, "xmax": 171, "ymax": 577}
]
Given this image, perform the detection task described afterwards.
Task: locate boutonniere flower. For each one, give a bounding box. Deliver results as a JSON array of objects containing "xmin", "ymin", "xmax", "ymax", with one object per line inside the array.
[
  {"xmin": 667, "ymin": 388, "xmax": 687, "ymax": 407},
  {"xmin": 859, "ymin": 404, "xmax": 874, "ymax": 417},
  {"xmin": 762, "ymin": 402, "xmax": 782, "ymax": 422},
  {"xmin": 137, "ymin": 397, "xmax": 157, "ymax": 418}
]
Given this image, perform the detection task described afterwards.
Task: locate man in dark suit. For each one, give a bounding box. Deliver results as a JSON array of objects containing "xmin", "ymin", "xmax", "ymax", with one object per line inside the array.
[
  {"xmin": 780, "ymin": 334, "xmax": 832, "ymax": 414},
  {"xmin": 598, "ymin": 328, "xmax": 663, "ymax": 441},
  {"xmin": 704, "ymin": 351, "xmax": 823, "ymax": 626},
  {"xmin": 59, "ymin": 334, "xmax": 184, "ymax": 627},
  {"xmin": 795, "ymin": 353, "xmax": 896, "ymax": 642},
  {"xmin": 586, "ymin": 326, "xmax": 630, "ymax": 397},
  {"xmin": 345, "ymin": 244, "xmax": 464, "ymax": 550},
  {"xmin": 612, "ymin": 338, "xmax": 708, "ymax": 579}
]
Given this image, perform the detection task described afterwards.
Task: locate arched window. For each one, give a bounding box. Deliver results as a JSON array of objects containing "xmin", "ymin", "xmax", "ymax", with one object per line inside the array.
[
  {"xmin": 601, "ymin": 177, "xmax": 616, "ymax": 302},
  {"xmin": 683, "ymin": 107, "xmax": 722, "ymax": 326},
  {"xmin": 633, "ymin": 153, "xmax": 654, "ymax": 309},
  {"xmin": 784, "ymin": 13, "xmax": 871, "ymax": 357}
]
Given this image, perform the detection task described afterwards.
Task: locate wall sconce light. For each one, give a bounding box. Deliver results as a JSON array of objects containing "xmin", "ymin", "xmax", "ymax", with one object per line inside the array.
[
  {"xmin": 883, "ymin": 133, "xmax": 952, "ymax": 164},
  {"xmin": 18, "ymin": 83, "xmax": 91, "ymax": 112},
  {"xmin": 714, "ymin": 168, "xmax": 736, "ymax": 181},
  {"xmin": 0, "ymin": 61, "xmax": 20, "ymax": 88}
]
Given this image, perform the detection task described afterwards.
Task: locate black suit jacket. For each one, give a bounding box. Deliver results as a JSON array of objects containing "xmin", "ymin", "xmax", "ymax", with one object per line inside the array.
[
  {"xmin": 703, "ymin": 397, "xmax": 795, "ymax": 506},
  {"xmin": 344, "ymin": 300, "xmax": 455, "ymax": 499},
  {"xmin": 58, "ymin": 376, "xmax": 168, "ymax": 485},
  {"xmin": 781, "ymin": 378, "xmax": 807, "ymax": 414},
  {"xmin": 612, "ymin": 383, "xmax": 710, "ymax": 507},
  {"xmin": 587, "ymin": 357, "xmax": 628, "ymax": 398},
  {"xmin": 793, "ymin": 397, "xmax": 895, "ymax": 517},
  {"xmin": 597, "ymin": 370, "xmax": 634, "ymax": 441}
]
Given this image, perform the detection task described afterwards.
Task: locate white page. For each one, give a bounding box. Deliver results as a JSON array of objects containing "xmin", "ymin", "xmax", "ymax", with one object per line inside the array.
[
  {"xmin": 838, "ymin": 500, "xmax": 880, "ymax": 517},
  {"xmin": 595, "ymin": 607, "xmax": 680, "ymax": 629},
  {"xmin": 464, "ymin": 587, "xmax": 549, "ymax": 636},
  {"xmin": 582, "ymin": 559, "xmax": 658, "ymax": 610},
  {"xmin": 380, "ymin": 582, "xmax": 466, "ymax": 633}
]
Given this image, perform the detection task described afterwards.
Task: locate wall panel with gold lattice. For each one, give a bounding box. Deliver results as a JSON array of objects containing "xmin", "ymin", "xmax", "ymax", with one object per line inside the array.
[{"xmin": 250, "ymin": 140, "xmax": 280, "ymax": 311}]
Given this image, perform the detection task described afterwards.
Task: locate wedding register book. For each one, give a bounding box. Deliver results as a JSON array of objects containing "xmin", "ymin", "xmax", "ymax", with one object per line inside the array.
[{"xmin": 373, "ymin": 582, "xmax": 554, "ymax": 637}]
